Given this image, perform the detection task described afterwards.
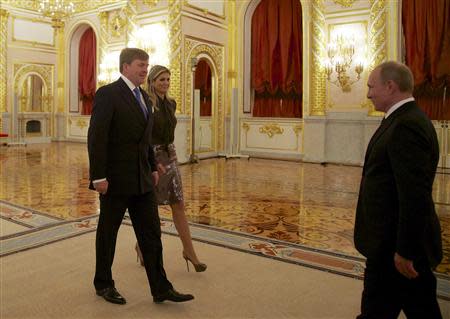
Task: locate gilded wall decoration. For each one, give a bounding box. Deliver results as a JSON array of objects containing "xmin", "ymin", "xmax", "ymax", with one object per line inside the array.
[
  {"xmin": 0, "ymin": 9, "xmax": 9, "ymax": 113},
  {"xmin": 259, "ymin": 124, "xmax": 284, "ymax": 138},
  {"xmin": 310, "ymin": 0, "xmax": 326, "ymax": 116},
  {"xmin": 332, "ymin": 0, "xmax": 356, "ymax": 7},
  {"xmin": 168, "ymin": 0, "xmax": 182, "ymax": 112},
  {"xmin": 76, "ymin": 118, "xmax": 88, "ymax": 129},
  {"xmin": 184, "ymin": 38, "xmax": 225, "ymax": 152},
  {"xmin": 13, "ymin": 63, "xmax": 54, "ymax": 113},
  {"xmin": 122, "ymin": 3, "xmax": 137, "ymax": 44},
  {"xmin": 293, "ymin": 124, "xmax": 303, "ymax": 136},
  {"xmin": 368, "ymin": 0, "xmax": 387, "ymax": 115},
  {"xmin": 98, "ymin": 11, "xmax": 109, "ymax": 67},
  {"xmin": 2, "ymin": 0, "xmax": 118, "ymax": 13},
  {"xmin": 143, "ymin": 0, "xmax": 159, "ymax": 7},
  {"xmin": 109, "ymin": 10, "xmax": 126, "ymax": 38}
]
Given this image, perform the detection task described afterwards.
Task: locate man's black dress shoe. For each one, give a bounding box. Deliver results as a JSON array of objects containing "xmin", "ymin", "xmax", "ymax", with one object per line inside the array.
[
  {"xmin": 96, "ymin": 287, "xmax": 127, "ymax": 305},
  {"xmin": 153, "ymin": 288, "xmax": 194, "ymax": 303}
]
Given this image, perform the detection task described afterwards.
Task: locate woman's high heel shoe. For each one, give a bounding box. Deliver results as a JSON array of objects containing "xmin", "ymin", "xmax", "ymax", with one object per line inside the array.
[
  {"xmin": 135, "ymin": 243, "xmax": 144, "ymax": 266},
  {"xmin": 183, "ymin": 252, "xmax": 207, "ymax": 272}
]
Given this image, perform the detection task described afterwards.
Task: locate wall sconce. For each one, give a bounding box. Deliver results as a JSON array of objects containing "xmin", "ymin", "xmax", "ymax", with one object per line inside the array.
[{"xmin": 324, "ymin": 35, "xmax": 364, "ymax": 92}]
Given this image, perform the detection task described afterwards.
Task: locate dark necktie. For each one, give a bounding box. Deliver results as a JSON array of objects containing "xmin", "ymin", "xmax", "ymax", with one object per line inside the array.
[{"xmin": 133, "ymin": 87, "xmax": 148, "ymax": 118}]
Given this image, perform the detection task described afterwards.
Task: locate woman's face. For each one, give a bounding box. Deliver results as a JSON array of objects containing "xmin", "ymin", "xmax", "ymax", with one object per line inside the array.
[{"xmin": 152, "ymin": 72, "xmax": 170, "ymax": 95}]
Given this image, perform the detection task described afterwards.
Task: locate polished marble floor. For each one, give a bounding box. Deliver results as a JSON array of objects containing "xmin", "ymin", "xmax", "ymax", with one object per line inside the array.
[{"xmin": 0, "ymin": 142, "xmax": 449, "ymax": 275}]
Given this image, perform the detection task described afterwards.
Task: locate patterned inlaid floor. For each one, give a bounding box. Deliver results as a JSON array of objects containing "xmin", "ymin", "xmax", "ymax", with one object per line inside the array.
[{"xmin": 1, "ymin": 142, "xmax": 449, "ymax": 280}]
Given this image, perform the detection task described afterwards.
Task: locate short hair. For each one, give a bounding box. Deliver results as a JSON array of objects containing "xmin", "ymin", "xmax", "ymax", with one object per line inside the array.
[
  {"xmin": 377, "ymin": 61, "xmax": 414, "ymax": 93},
  {"xmin": 119, "ymin": 48, "xmax": 149, "ymax": 72}
]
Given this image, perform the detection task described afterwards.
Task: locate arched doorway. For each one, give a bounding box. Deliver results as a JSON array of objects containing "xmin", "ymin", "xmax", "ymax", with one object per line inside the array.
[{"xmin": 68, "ymin": 24, "xmax": 97, "ymax": 115}]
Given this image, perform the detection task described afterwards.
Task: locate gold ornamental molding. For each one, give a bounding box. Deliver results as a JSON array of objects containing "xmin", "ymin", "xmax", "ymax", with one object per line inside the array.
[
  {"xmin": 242, "ymin": 122, "xmax": 250, "ymax": 132},
  {"xmin": 293, "ymin": 125, "xmax": 303, "ymax": 136},
  {"xmin": 168, "ymin": 0, "xmax": 182, "ymax": 113},
  {"xmin": 13, "ymin": 63, "xmax": 54, "ymax": 113},
  {"xmin": 259, "ymin": 124, "xmax": 284, "ymax": 138},
  {"xmin": 0, "ymin": 9, "xmax": 9, "ymax": 113},
  {"xmin": 332, "ymin": 0, "xmax": 357, "ymax": 7},
  {"xmin": 98, "ymin": 11, "xmax": 109, "ymax": 68},
  {"xmin": 368, "ymin": 0, "xmax": 387, "ymax": 116},
  {"xmin": 2, "ymin": 0, "xmax": 119, "ymax": 13},
  {"xmin": 184, "ymin": 38, "xmax": 225, "ymax": 151},
  {"xmin": 310, "ymin": 0, "xmax": 326, "ymax": 116},
  {"xmin": 76, "ymin": 118, "xmax": 88, "ymax": 129},
  {"xmin": 109, "ymin": 10, "xmax": 127, "ymax": 38}
]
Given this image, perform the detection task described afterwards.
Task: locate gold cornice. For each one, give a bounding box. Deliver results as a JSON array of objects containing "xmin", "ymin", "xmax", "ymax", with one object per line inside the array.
[
  {"xmin": 143, "ymin": 0, "xmax": 159, "ymax": 7},
  {"xmin": 2, "ymin": 0, "xmax": 120, "ymax": 13},
  {"xmin": 183, "ymin": 0, "xmax": 226, "ymax": 19},
  {"xmin": 332, "ymin": 0, "xmax": 357, "ymax": 8},
  {"xmin": 181, "ymin": 12, "xmax": 228, "ymax": 31}
]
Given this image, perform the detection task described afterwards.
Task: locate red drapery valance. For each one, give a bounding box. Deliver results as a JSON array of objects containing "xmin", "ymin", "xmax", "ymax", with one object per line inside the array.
[
  {"xmin": 251, "ymin": 0, "xmax": 302, "ymax": 118},
  {"xmin": 402, "ymin": 0, "xmax": 450, "ymax": 120},
  {"xmin": 78, "ymin": 27, "xmax": 96, "ymax": 115},
  {"xmin": 194, "ymin": 59, "xmax": 212, "ymax": 116}
]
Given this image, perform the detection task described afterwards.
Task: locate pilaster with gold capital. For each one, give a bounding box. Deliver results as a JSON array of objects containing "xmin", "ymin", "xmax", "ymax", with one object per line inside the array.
[
  {"xmin": 168, "ymin": 0, "xmax": 182, "ymax": 113},
  {"xmin": 0, "ymin": 9, "xmax": 9, "ymax": 113},
  {"xmin": 310, "ymin": 0, "xmax": 326, "ymax": 116},
  {"xmin": 55, "ymin": 25, "xmax": 66, "ymax": 113}
]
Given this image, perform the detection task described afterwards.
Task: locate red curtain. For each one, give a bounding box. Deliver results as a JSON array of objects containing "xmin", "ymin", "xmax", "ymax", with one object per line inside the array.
[
  {"xmin": 194, "ymin": 60, "xmax": 212, "ymax": 116},
  {"xmin": 78, "ymin": 27, "xmax": 97, "ymax": 115},
  {"xmin": 251, "ymin": 0, "xmax": 302, "ymax": 118},
  {"xmin": 402, "ymin": 0, "xmax": 450, "ymax": 120}
]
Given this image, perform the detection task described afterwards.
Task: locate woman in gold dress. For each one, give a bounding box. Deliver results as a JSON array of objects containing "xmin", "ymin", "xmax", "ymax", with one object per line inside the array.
[{"xmin": 135, "ymin": 65, "xmax": 206, "ymax": 272}]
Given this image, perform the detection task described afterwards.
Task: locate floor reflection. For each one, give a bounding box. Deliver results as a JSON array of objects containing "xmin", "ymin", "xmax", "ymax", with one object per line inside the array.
[{"xmin": 1, "ymin": 142, "xmax": 448, "ymax": 275}]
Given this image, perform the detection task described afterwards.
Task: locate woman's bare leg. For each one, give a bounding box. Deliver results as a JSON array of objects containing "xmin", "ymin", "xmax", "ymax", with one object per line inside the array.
[{"xmin": 170, "ymin": 201, "xmax": 201, "ymax": 264}]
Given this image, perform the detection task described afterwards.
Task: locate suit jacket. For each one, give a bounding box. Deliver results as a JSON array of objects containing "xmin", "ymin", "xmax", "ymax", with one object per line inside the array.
[
  {"xmin": 354, "ymin": 101, "xmax": 442, "ymax": 268},
  {"xmin": 87, "ymin": 77, "xmax": 157, "ymax": 195}
]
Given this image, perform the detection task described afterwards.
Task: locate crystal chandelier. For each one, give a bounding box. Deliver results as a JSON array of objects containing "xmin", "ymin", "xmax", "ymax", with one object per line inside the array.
[{"xmin": 39, "ymin": 0, "xmax": 75, "ymax": 27}]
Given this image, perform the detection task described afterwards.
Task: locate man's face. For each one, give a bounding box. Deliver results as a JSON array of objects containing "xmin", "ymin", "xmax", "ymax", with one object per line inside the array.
[
  {"xmin": 122, "ymin": 59, "xmax": 149, "ymax": 86},
  {"xmin": 367, "ymin": 68, "xmax": 392, "ymax": 112}
]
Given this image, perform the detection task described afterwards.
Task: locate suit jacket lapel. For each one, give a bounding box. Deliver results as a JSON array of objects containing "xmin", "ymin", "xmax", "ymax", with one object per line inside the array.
[{"xmin": 364, "ymin": 102, "xmax": 415, "ymax": 168}]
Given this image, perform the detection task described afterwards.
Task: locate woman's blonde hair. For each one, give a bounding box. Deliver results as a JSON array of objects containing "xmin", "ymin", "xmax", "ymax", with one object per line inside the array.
[{"xmin": 146, "ymin": 65, "xmax": 174, "ymax": 110}]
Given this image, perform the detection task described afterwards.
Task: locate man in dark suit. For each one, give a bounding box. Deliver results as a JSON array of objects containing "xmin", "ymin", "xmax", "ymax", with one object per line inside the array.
[
  {"xmin": 354, "ymin": 61, "xmax": 442, "ymax": 318},
  {"xmin": 88, "ymin": 48, "xmax": 193, "ymax": 305}
]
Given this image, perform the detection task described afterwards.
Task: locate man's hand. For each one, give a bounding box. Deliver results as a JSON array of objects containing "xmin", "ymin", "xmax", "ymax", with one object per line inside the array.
[
  {"xmin": 156, "ymin": 163, "xmax": 166, "ymax": 176},
  {"xmin": 93, "ymin": 180, "xmax": 108, "ymax": 195},
  {"xmin": 152, "ymin": 171, "xmax": 159, "ymax": 186},
  {"xmin": 394, "ymin": 252, "xmax": 418, "ymax": 279}
]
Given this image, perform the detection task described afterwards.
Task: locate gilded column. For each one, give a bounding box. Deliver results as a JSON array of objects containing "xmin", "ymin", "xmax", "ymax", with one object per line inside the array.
[
  {"xmin": 0, "ymin": 9, "xmax": 9, "ymax": 113},
  {"xmin": 54, "ymin": 24, "xmax": 65, "ymax": 113},
  {"xmin": 368, "ymin": 0, "xmax": 386, "ymax": 115},
  {"xmin": 227, "ymin": 0, "xmax": 236, "ymax": 116},
  {"xmin": 168, "ymin": 0, "xmax": 182, "ymax": 113},
  {"xmin": 310, "ymin": 0, "xmax": 326, "ymax": 116}
]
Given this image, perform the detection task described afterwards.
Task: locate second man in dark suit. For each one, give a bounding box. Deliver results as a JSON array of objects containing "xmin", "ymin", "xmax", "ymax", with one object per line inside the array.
[
  {"xmin": 354, "ymin": 61, "xmax": 442, "ymax": 318},
  {"xmin": 88, "ymin": 48, "xmax": 194, "ymax": 305}
]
